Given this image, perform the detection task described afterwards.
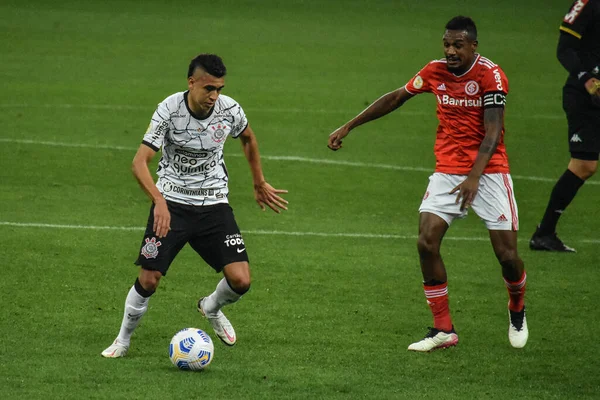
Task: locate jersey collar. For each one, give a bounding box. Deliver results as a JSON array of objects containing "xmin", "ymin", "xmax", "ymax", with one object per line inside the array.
[
  {"xmin": 452, "ymin": 54, "xmax": 480, "ymax": 78},
  {"xmin": 184, "ymin": 91, "xmax": 215, "ymax": 121}
]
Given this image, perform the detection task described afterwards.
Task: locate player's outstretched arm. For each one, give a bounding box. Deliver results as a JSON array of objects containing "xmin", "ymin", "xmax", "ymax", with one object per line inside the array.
[
  {"xmin": 239, "ymin": 125, "xmax": 288, "ymax": 213},
  {"xmin": 328, "ymin": 87, "xmax": 413, "ymax": 151},
  {"xmin": 132, "ymin": 144, "xmax": 171, "ymax": 238}
]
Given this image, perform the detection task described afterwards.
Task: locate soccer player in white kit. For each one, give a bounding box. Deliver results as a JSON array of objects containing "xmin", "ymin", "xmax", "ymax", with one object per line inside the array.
[
  {"xmin": 102, "ymin": 54, "xmax": 288, "ymax": 358},
  {"xmin": 328, "ymin": 16, "xmax": 527, "ymax": 351}
]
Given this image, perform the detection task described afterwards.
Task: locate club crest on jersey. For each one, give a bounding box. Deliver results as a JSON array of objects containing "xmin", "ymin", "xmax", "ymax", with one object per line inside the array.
[
  {"xmin": 413, "ymin": 75, "xmax": 424, "ymax": 89},
  {"xmin": 141, "ymin": 237, "xmax": 162, "ymax": 259},
  {"xmin": 465, "ymin": 81, "xmax": 479, "ymax": 96},
  {"xmin": 210, "ymin": 123, "xmax": 228, "ymax": 143},
  {"xmin": 162, "ymin": 181, "xmax": 173, "ymax": 192}
]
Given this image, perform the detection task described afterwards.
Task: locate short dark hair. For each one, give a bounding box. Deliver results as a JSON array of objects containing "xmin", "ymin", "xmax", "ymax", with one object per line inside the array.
[
  {"xmin": 187, "ymin": 54, "xmax": 227, "ymax": 78},
  {"xmin": 445, "ymin": 16, "xmax": 477, "ymax": 41}
]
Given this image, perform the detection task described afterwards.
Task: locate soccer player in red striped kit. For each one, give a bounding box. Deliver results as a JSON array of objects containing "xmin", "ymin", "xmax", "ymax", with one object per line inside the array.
[{"xmin": 328, "ymin": 16, "xmax": 527, "ymax": 351}]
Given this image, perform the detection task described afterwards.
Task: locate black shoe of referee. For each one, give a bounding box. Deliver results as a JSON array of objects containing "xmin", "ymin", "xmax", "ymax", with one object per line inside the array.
[{"xmin": 529, "ymin": 226, "xmax": 576, "ymax": 253}]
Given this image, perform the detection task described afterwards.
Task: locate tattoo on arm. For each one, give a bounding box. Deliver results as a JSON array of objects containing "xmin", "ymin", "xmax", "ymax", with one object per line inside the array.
[{"xmin": 482, "ymin": 107, "xmax": 504, "ymax": 153}]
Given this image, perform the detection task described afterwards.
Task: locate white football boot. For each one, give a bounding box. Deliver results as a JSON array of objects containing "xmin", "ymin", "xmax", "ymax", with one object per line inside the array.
[
  {"xmin": 198, "ymin": 298, "xmax": 236, "ymax": 346},
  {"xmin": 508, "ymin": 306, "xmax": 528, "ymax": 348},
  {"xmin": 408, "ymin": 327, "xmax": 459, "ymax": 352},
  {"xmin": 101, "ymin": 339, "xmax": 129, "ymax": 358}
]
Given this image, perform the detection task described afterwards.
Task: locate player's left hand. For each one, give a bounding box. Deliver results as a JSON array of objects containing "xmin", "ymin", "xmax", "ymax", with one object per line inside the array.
[
  {"xmin": 254, "ymin": 181, "xmax": 288, "ymax": 213},
  {"xmin": 449, "ymin": 175, "xmax": 480, "ymax": 211}
]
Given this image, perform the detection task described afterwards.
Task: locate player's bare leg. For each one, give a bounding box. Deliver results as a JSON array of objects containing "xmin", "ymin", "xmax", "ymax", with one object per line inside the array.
[
  {"xmin": 408, "ymin": 212, "xmax": 458, "ymax": 352},
  {"xmin": 489, "ymin": 230, "xmax": 528, "ymax": 348},
  {"xmin": 101, "ymin": 269, "xmax": 160, "ymax": 358},
  {"xmin": 198, "ymin": 261, "xmax": 251, "ymax": 346}
]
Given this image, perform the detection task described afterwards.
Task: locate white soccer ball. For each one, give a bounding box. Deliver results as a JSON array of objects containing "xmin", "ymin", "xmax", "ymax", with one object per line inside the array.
[{"xmin": 169, "ymin": 328, "xmax": 214, "ymax": 371}]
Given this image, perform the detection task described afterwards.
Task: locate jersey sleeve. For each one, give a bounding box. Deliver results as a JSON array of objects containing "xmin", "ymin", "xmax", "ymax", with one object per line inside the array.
[
  {"xmin": 229, "ymin": 103, "xmax": 249, "ymax": 139},
  {"xmin": 404, "ymin": 62, "xmax": 435, "ymax": 94},
  {"xmin": 142, "ymin": 100, "xmax": 171, "ymax": 151},
  {"xmin": 560, "ymin": 0, "xmax": 593, "ymax": 39},
  {"xmin": 481, "ymin": 66, "xmax": 509, "ymax": 109}
]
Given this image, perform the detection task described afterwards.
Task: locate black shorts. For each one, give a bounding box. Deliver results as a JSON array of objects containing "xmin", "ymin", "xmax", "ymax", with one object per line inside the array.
[
  {"xmin": 563, "ymin": 85, "xmax": 600, "ymax": 158},
  {"xmin": 135, "ymin": 202, "xmax": 249, "ymax": 275}
]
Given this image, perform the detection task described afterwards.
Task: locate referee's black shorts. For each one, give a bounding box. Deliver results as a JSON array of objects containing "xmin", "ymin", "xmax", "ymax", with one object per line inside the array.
[
  {"xmin": 135, "ymin": 201, "xmax": 249, "ymax": 275},
  {"xmin": 563, "ymin": 85, "xmax": 600, "ymax": 160}
]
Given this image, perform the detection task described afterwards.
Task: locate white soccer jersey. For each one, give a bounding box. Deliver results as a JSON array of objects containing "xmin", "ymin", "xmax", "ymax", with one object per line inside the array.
[{"xmin": 142, "ymin": 91, "xmax": 248, "ymax": 206}]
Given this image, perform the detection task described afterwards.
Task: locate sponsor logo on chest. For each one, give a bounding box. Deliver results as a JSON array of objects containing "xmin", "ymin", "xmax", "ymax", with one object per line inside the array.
[{"xmin": 436, "ymin": 94, "xmax": 482, "ymax": 107}]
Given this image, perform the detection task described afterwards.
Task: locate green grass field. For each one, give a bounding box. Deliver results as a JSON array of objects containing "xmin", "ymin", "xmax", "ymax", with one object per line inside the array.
[{"xmin": 1, "ymin": 0, "xmax": 599, "ymax": 399}]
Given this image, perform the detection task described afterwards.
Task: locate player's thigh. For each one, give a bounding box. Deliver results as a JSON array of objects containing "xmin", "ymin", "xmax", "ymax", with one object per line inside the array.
[
  {"xmin": 188, "ymin": 204, "xmax": 249, "ymax": 273},
  {"xmin": 418, "ymin": 211, "xmax": 450, "ymax": 248},
  {"xmin": 471, "ymin": 173, "xmax": 519, "ymax": 231},
  {"xmin": 418, "ymin": 173, "xmax": 467, "ymax": 226},
  {"xmin": 134, "ymin": 202, "xmax": 191, "ymax": 276}
]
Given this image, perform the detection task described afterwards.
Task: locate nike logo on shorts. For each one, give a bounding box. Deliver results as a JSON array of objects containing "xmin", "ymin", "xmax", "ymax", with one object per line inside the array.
[{"xmin": 236, "ymin": 247, "xmax": 246, "ymax": 253}]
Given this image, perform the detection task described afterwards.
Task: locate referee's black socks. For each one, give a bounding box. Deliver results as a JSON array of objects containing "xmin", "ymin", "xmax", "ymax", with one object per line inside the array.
[{"xmin": 539, "ymin": 169, "xmax": 584, "ymax": 235}]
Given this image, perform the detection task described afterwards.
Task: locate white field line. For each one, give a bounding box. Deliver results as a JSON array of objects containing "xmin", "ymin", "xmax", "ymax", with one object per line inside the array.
[
  {"xmin": 0, "ymin": 103, "xmax": 563, "ymax": 120},
  {"xmin": 1, "ymin": 138, "xmax": 597, "ymax": 185},
  {"xmin": 1, "ymin": 221, "xmax": 598, "ymax": 244}
]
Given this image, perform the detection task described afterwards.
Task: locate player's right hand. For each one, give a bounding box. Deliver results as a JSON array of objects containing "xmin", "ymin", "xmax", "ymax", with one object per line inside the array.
[
  {"xmin": 584, "ymin": 77, "xmax": 600, "ymax": 95},
  {"xmin": 153, "ymin": 200, "xmax": 171, "ymax": 238},
  {"xmin": 328, "ymin": 126, "xmax": 350, "ymax": 151},
  {"xmin": 585, "ymin": 78, "xmax": 600, "ymax": 107},
  {"xmin": 254, "ymin": 181, "xmax": 288, "ymax": 214}
]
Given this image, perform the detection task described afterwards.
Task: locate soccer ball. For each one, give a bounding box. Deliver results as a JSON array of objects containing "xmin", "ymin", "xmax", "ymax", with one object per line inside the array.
[{"xmin": 169, "ymin": 328, "xmax": 214, "ymax": 371}]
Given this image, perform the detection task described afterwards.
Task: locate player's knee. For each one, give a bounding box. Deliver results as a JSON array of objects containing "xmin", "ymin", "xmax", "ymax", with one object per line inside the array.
[
  {"xmin": 498, "ymin": 252, "xmax": 522, "ymax": 269},
  {"xmin": 139, "ymin": 270, "xmax": 162, "ymax": 291},
  {"xmin": 223, "ymin": 262, "xmax": 251, "ymax": 294},
  {"xmin": 574, "ymin": 164, "xmax": 597, "ymax": 179},
  {"xmin": 417, "ymin": 235, "xmax": 441, "ymax": 257},
  {"xmin": 569, "ymin": 159, "xmax": 598, "ymax": 179},
  {"xmin": 228, "ymin": 278, "xmax": 251, "ymax": 295},
  {"xmin": 581, "ymin": 163, "xmax": 597, "ymax": 179}
]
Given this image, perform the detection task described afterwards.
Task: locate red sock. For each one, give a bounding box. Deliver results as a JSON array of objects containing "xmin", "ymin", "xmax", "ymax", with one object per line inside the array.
[
  {"xmin": 424, "ymin": 282, "xmax": 453, "ymax": 332},
  {"xmin": 504, "ymin": 271, "xmax": 526, "ymax": 312}
]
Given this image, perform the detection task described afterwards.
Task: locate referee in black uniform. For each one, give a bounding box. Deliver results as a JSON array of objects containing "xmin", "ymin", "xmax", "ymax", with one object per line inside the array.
[{"xmin": 530, "ymin": 0, "xmax": 600, "ymax": 252}]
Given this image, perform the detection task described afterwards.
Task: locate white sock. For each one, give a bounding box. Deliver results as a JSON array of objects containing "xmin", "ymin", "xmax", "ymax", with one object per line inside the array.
[
  {"xmin": 116, "ymin": 285, "xmax": 150, "ymax": 345},
  {"xmin": 203, "ymin": 278, "xmax": 242, "ymax": 317}
]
